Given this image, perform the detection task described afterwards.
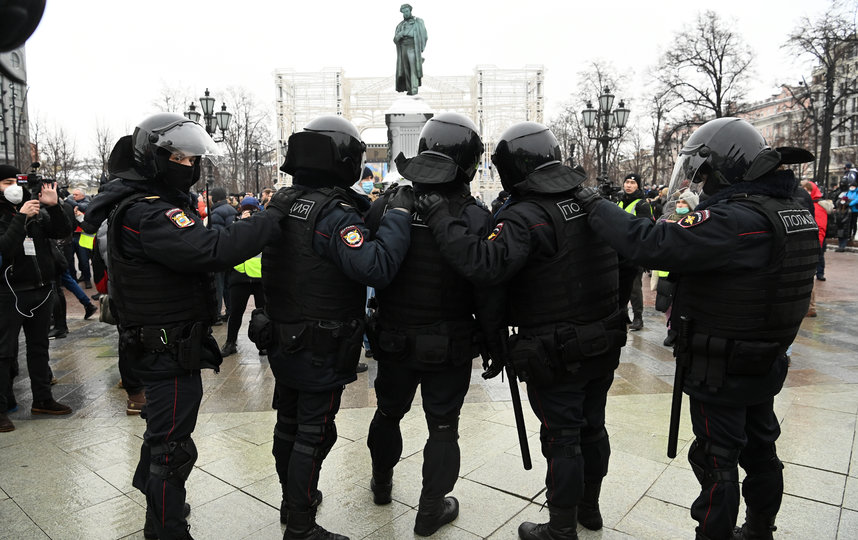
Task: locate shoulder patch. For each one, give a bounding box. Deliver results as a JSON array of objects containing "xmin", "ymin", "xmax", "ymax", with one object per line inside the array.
[
  {"xmin": 289, "ymin": 198, "xmax": 316, "ymax": 221},
  {"xmin": 677, "ymin": 210, "xmax": 711, "ymax": 229},
  {"xmin": 487, "ymin": 222, "xmax": 504, "ymax": 241},
  {"xmin": 556, "ymin": 198, "xmax": 586, "ymax": 221},
  {"xmin": 777, "ymin": 209, "xmax": 817, "ymax": 234},
  {"xmin": 339, "ymin": 225, "xmax": 364, "ymax": 248},
  {"xmin": 165, "ymin": 208, "xmax": 195, "ymax": 228}
]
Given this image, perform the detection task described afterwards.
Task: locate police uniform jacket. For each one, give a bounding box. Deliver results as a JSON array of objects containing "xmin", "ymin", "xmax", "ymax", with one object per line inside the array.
[
  {"xmin": 84, "ymin": 179, "xmax": 285, "ymax": 376},
  {"xmin": 422, "ymin": 182, "xmax": 624, "ymax": 384},
  {"xmin": 364, "ymin": 184, "xmax": 498, "ymax": 370},
  {"xmin": 587, "ymin": 169, "xmax": 818, "ymax": 405},
  {"xmin": 262, "ymin": 175, "xmax": 411, "ymax": 391},
  {"xmin": 0, "ymin": 198, "xmax": 71, "ymax": 291}
]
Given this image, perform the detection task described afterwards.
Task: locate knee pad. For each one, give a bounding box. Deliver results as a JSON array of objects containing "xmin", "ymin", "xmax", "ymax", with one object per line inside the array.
[
  {"xmin": 371, "ymin": 409, "xmax": 403, "ymax": 430},
  {"xmin": 149, "ymin": 438, "xmax": 197, "ymax": 485},
  {"xmin": 543, "ymin": 427, "xmax": 581, "ymax": 460},
  {"xmin": 688, "ymin": 438, "xmax": 739, "ymax": 488},
  {"xmin": 426, "ymin": 414, "xmax": 459, "ymax": 442},
  {"xmin": 274, "ymin": 415, "xmax": 298, "ymax": 443},
  {"xmin": 293, "ymin": 422, "xmax": 337, "ymax": 460}
]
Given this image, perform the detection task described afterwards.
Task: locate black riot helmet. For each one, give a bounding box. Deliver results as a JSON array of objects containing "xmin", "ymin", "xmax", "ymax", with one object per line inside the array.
[
  {"xmin": 665, "ymin": 117, "xmax": 814, "ymax": 212},
  {"xmin": 108, "ymin": 113, "xmax": 217, "ymax": 183},
  {"xmin": 397, "ymin": 112, "xmax": 484, "ymax": 185},
  {"xmin": 492, "ymin": 122, "xmax": 585, "ymax": 195},
  {"xmin": 281, "ymin": 115, "xmax": 367, "ymax": 188}
]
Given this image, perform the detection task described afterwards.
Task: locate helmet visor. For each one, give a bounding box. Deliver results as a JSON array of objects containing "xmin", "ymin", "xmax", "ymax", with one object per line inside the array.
[
  {"xmin": 664, "ymin": 152, "xmax": 707, "ymax": 218},
  {"xmin": 149, "ymin": 119, "xmax": 221, "ymax": 158}
]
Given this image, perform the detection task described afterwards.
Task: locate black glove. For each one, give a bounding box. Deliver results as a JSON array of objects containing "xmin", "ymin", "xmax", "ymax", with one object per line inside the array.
[
  {"xmin": 388, "ymin": 185, "xmax": 414, "ymax": 213},
  {"xmin": 415, "ymin": 192, "xmax": 446, "ymax": 222},
  {"xmin": 574, "ymin": 185, "xmax": 603, "ymax": 212},
  {"xmin": 266, "ymin": 186, "xmax": 302, "ymax": 220},
  {"xmin": 481, "ymin": 339, "xmax": 506, "ymax": 380}
]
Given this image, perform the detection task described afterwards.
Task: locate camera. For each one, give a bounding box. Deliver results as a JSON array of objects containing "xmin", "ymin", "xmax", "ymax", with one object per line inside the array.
[{"xmin": 15, "ymin": 161, "xmax": 50, "ymax": 199}]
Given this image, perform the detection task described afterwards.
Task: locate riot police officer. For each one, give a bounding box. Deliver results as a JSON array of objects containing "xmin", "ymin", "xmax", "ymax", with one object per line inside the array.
[
  {"xmin": 576, "ymin": 118, "xmax": 818, "ymax": 540},
  {"xmin": 82, "ymin": 113, "xmax": 297, "ymax": 540},
  {"xmin": 363, "ymin": 112, "xmax": 493, "ymax": 536},
  {"xmin": 417, "ymin": 122, "xmax": 626, "ymax": 540},
  {"xmin": 253, "ymin": 116, "xmax": 413, "ymax": 540}
]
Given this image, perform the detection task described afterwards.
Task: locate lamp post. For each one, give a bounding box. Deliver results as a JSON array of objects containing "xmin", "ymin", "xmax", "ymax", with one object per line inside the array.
[
  {"xmin": 184, "ymin": 89, "xmax": 231, "ymax": 226},
  {"xmin": 581, "ymin": 86, "xmax": 630, "ymax": 194}
]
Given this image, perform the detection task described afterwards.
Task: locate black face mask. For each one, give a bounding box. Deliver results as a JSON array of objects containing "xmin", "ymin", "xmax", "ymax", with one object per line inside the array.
[{"xmin": 159, "ymin": 159, "xmax": 198, "ymax": 192}]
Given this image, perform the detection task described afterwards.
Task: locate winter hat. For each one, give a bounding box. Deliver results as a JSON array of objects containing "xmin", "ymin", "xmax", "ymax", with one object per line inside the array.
[
  {"xmin": 624, "ymin": 173, "xmax": 641, "ymax": 190},
  {"xmin": 0, "ymin": 164, "xmax": 20, "ymax": 181},
  {"xmin": 210, "ymin": 187, "xmax": 227, "ymax": 202},
  {"xmin": 679, "ymin": 190, "xmax": 699, "ymax": 210},
  {"xmin": 362, "ymin": 166, "xmax": 374, "ymax": 180},
  {"xmin": 239, "ymin": 196, "xmax": 261, "ymax": 211}
]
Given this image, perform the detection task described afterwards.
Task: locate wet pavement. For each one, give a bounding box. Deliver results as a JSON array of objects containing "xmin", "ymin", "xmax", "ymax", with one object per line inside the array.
[{"xmin": 1, "ymin": 251, "xmax": 858, "ymax": 539}]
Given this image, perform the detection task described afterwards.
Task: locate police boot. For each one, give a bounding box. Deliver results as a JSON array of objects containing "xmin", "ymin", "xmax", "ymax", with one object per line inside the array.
[
  {"xmin": 144, "ymin": 503, "xmax": 191, "ymax": 539},
  {"xmin": 414, "ymin": 496, "xmax": 459, "ymax": 537},
  {"xmin": 629, "ymin": 314, "xmax": 643, "ymax": 331},
  {"xmin": 370, "ymin": 468, "xmax": 393, "ymax": 505},
  {"xmin": 518, "ymin": 506, "xmax": 578, "ymax": 540},
  {"xmin": 577, "ymin": 481, "xmax": 603, "ymax": 530},
  {"xmin": 281, "ymin": 489, "xmax": 322, "ymax": 525},
  {"xmin": 732, "ymin": 512, "xmax": 777, "ymax": 540},
  {"xmin": 282, "ymin": 508, "xmax": 348, "ymax": 540}
]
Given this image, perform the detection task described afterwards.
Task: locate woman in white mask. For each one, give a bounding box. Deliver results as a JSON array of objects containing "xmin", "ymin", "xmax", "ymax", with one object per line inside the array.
[{"xmin": 0, "ymin": 164, "xmax": 74, "ymax": 433}]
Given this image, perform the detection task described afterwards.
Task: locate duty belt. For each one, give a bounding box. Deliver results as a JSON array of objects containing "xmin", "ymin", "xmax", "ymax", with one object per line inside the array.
[{"xmin": 137, "ymin": 325, "xmax": 192, "ymax": 352}]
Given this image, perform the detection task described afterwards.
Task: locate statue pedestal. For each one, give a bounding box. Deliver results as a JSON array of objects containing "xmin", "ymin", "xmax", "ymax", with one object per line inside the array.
[{"xmin": 385, "ymin": 96, "xmax": 433, "ymax": 183}]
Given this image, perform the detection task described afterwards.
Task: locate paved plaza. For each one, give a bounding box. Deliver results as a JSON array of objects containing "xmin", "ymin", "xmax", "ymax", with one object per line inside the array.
[{"xmin": 1, "ymin": 251, "xmax": 858, "ymax": 539}]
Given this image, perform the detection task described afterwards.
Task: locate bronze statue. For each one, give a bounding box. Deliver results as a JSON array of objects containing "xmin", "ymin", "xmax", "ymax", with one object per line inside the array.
[{"xmin": 394, "ymin": 4, "xmax": 427, "ymax": 95}]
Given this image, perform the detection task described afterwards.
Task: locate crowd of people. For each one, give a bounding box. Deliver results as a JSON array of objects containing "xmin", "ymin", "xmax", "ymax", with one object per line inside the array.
[{"xmin": 0, "ymin": 108, "xmax": 840, "ymax": 540}]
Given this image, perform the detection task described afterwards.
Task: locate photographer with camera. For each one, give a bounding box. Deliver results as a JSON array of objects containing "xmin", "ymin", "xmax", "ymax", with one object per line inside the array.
[{"xmin": 0, "ymin": 164, "xmax": 74, "ymax": 433}]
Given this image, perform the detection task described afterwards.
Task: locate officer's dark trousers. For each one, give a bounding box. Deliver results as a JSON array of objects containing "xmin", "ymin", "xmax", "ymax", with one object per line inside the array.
[
  {"xmin": 688, "ymin": 396, "xmax": 782, "ymax": 540},
  {"xmin": 526, "ymin": 374, "xmax": 613, "ymax": 509},
  {"xmin": 133, "ymin": 370, "xmax": 202, "ymax": 540},
  {"xmin": 225, "ymin": 280, "xmax": 265, "ymax": 344},
  {"xmin": 367, "ymin": 360, "xmax": 470, "ymax": 500},
  {"xmin": 271, "ymin": 381, "xmax": 343, "ymax": 512},
  {"xmin": 0, "ymin": 287, "xmax": 55, "ymax": 411}
]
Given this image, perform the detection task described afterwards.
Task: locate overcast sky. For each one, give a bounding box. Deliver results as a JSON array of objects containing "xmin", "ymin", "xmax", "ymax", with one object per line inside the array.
[{"xmin": 23, "ymin": 0, "xmax": 834, "ymax": 157}]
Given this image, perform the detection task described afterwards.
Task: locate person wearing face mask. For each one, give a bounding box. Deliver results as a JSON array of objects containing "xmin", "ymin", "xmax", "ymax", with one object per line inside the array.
[
  {"xmin": 846, "ymin": 181, "xmax": 858, "ymax": 239},
  {"xmin": 0, "ymin": 164, "xmax": 74, "ymax": 433},
  {"xmin": 78, "ymin": 113, "xmax": 301, "ymax": 540},
  {"xmin": 652, "ymin": 190, "xmax": 700, "ymax": 346},
  {"xmin": 576, "ymin": 118, "xmax": 817, "ymax": 540}
]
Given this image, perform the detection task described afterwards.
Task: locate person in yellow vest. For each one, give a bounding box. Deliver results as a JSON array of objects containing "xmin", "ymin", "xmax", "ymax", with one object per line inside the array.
[
  {"xmin": 220, "ymin": 197, "xmax": 266, "ymax": 357},
  {"xmin": 617, "ymin": 173, "xmax": 654, "ymax": 330}
]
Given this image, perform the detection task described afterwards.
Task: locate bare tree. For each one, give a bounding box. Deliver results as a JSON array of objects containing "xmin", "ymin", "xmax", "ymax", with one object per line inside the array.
[
  {"xmin": 219, "ymin": 87, "xmax": 275, "ymax": 194},
  {"xmin": 152, "ymin": 83, "xmax": 194, "ymax": 114},
  {"xmin": 93, "ymin": 120, "xmax": 113, "ymax": 179},
  {"xmin": 41, "ymin": 123, "xmax": 78, "ymax": 184},
  {"xmin": 644, "ymin": 65, "xmax": 684, "ymax": 185},
  {"xmin": 785, "ymin": 0, "xmax": 858, "ymax": 186},
  {"xmin": 659, "ymin": 11, "xmax": 754, "ymax": 119}
]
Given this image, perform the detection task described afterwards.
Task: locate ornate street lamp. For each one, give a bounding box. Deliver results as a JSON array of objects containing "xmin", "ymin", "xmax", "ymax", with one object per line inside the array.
[
  {"xmin": 183, "ymin": 89, "xmax": 232, "ymax": 226},
  {"xmin": 582, "ymin": 86, "xmax": 630, "ymax": 195}
]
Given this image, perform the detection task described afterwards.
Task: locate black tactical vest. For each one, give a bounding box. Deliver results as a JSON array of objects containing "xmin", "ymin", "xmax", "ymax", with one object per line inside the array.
[
  {"xmin": 107, "ymin": 194, "xmax": 216, "ymax": 328},
  {"xmin": 673, "ymin": 195, "xmax": 817, "ymax": 352},
  {"xmin": 376, "ymin": 196, "xmax": 474, "ymax": 326},
  {"xmin": 262, "ymin": 188, "xmax": 366, "ymax": 323},
  {"xmin": 506, "ymin": 195, "xmax": 619, "ymax": 327}
]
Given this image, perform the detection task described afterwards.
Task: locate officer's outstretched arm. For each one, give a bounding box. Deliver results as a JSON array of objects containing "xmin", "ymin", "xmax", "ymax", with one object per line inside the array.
[
  {"xmin": 317, "ymin": 206, "xmax": 412, "ymax": 289},
  {"xmin": 419, "ymin": 200, "xmax": 530, "ymax": 285},
  {"xmin": 586, "ymin": 199, "xmax": 740, "ymax": 272},
  {"xmin": 139, "ymin": 208, "xmax": 283, "ymax": 273}
]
